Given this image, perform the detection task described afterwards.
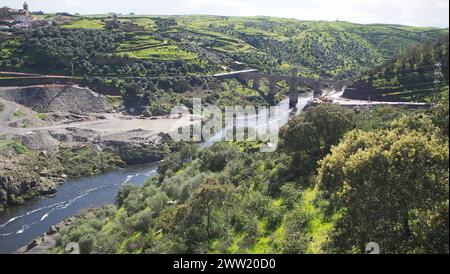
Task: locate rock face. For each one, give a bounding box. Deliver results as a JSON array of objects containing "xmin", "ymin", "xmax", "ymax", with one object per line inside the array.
[
  {"xmin": 0, "ymin": 85, "xmax": 112, "ymax": 113},
  {"xmin": 20, "ymin": 131, "xmax": 61, "ymax": 153},
  {"xmin": 14, "ymin": 125, "xmax": 175, "ymax": 167},
  {"xmin": 95, "ymin": 132, "xmax": 174, "ymax": 165},
  {"xmin": 49, "ymin": 127, "xmax": 174, "ymax": 165}
]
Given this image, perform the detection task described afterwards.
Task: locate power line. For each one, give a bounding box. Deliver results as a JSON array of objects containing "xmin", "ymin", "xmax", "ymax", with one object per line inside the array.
[
  {"xmin": 363, "ymin": 63, "xmax": 448, "ymax": 78},
  {"xmin": 434, "ymin": 62, "xmax": 443, "ymax": 102},
  {"xmin": 375, "ymin": 80, "xmax": 448, "ymax": 90},
  {"xmin": 367, "ymin": 72, "xmax": 437, "ymax": 82}
]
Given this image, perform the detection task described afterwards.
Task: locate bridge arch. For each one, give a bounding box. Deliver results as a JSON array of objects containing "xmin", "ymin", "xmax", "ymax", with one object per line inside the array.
[{"xmin": 214, "ymin": 68, "xmax": 346, "ymax": 108}]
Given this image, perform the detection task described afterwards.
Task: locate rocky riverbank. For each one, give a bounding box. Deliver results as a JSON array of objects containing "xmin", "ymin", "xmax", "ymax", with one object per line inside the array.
[
  {"xmin": 0, "ymin": 138, "xmax": 125, "ymax": 213},
  {"xmin": 0, "ymin": 128, "xmax": 179, "ymax": 213},
  {"xmin": 0, "ymin": 85, "xmax": 186, "ymax": 214},
  {"xmin": 13, "ymin": 219, "xmax": 71, "ymax": 254}
]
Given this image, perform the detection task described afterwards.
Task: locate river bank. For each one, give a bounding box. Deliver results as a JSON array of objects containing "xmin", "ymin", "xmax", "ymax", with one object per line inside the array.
[
  {"xmin": 0, "ymin": 164, "xmax": 158, "ymax": 254},
  {"xmin": 1, "ymin": 92, "xmax": 314, "ymax": 254},
  {"xmin": 0, "ymin": 85, "xmax": 194, "ymax": 213}
]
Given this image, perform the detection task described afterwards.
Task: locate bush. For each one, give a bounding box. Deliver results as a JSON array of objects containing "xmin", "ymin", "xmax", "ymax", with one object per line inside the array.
[
  {"xmin": 9, "ymin": 141, "xmax": 28, "ymax": 154},
  {"xmin": 78, "ymin": 234, "xmax": 96, "ymax": 254},
  {"xmin": 198, "ymin": 143, "xmax": 240, "ymax": 172},
  {"xmin": 281, "ymin": 208, "xmax": 312, "ymax": 254},
  {"xmin": 116, "ymin": 184, "xmax": 139, "ymax": 208},
  {"xmin": 134, "ymin": 207, "xmax": 153, "ymax": 232}
]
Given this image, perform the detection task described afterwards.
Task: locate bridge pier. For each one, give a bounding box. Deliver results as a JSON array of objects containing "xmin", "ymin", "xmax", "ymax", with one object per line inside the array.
[
  {"xmin": 288, "ymin": 68, "xmax": 299, "ymax": 108},
  {"xmin": 289, "ymin": 89, "xmax": 298, "ymax": 108},
  {"xmin": 252, "ymin": 77, "xmax": 261, "ymax": 90},
  {"xmin": 213, "ymin": 69, "xmax": 345, "ymax": 108},
  {"xmin": 268, "ymin": 78, "xmax": 277, "ymax": 102},
  {"xmin": 312, "ymin": 82, "xmax": 322, "ymax": 98}
]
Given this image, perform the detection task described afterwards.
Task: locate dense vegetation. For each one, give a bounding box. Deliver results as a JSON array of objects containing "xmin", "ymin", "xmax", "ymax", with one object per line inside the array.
[
  {"xmin": 1, "ymin": 16, "xmax": 446, "ymax": 78},
  {"xmin": 346, "ymin": 33, "xmax": 449, "ymax": 102},
  {"xmin": 52, "ymin": 84, "xmax": 448, "ymax": 254},
  {"xmin": 0, "ymin": 15, "xmax": 447, "ymax": 114},
  {"xmin": 1, "ymin": 15, "xmax": 448, "ymax": 254}
]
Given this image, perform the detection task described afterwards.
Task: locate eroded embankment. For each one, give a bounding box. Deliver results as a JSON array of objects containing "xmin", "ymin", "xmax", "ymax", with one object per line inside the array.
[{"xmin": 0, "ymin": 85, "xmax": 112, "ymax": 114}]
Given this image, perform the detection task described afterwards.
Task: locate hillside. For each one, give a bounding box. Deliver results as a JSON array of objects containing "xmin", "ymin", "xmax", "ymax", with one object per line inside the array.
[
  {"xmin": 345, "ymin": 33, "xmax": 449, "ymax": 102},
  {"xmin": 0, "ymin": 15, "xmax": 446, "ymax": 115},
  {"xmin": 1, "ymin": 13, "xmax": 449, "ymax": 256},
  {"xmin": 0, "ymin": 15, "xmax": 447, "ymax": 80}
]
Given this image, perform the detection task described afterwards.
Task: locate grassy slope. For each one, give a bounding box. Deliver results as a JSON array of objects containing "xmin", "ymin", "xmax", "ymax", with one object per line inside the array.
[
  {"xmin": 172, "ymin": 16, "xmax": 447, "ymax": 77},
  {"xmin": 346, "ymin": 33, "xmax": 449, "ymax": 102},
  {"xmin": 1, "ymin": 15, "xmax": 446, "ymax": 78}
]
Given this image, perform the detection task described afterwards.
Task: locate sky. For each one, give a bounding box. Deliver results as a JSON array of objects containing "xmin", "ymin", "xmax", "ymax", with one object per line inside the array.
[{"xmin": 2, "ymin": 0, "xmax": 449, "ymax": 28}]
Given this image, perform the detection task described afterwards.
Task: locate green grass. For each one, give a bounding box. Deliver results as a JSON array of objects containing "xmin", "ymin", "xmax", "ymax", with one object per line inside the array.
[
  {"xmin": 299, "ymin": 187, "xmax": 337, "ymax": 254},
  {"xmin": 61, "ymin": 19, "xmax": 105, "ymax": 29},
  {"xmin": 106, "ymin": 96, "xmax": 123, "ymax": 108},
  {"xmin": 13, "ymin": 109, "xmax": 25, "ymax": 117},
  {"xmin": 126, "ymin": 17, "xmax": 156, "ymax": 30},
  {"xmin": 0, "ymin": 139, "xmax": 28, "ymax": 154},
  {"xmin": 35, "ymin": 113, "xmax": 47, "ymax": 120},
  {"xmin": 116, "ymin": 45, "xmax": 197, "ymax": 60},
  {"xmin": 116, "ymin": 35, "xmax": 163, "ymax": 51}
]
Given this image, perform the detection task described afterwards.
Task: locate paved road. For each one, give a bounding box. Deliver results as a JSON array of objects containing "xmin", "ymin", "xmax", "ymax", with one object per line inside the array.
[{"xmin": 322, "ymin": 89, "xmax": 431, "ymax": 107}]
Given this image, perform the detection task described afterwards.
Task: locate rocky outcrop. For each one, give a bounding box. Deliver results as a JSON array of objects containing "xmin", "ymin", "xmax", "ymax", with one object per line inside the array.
[
  {"xmin": 14, "ymin": 219, "xmax": 73, "ymax": 254},
  {"xmin": 45, "ymin": 128, "xmax": 176, "ymax": 165},
  {"xmin": 20, "ymin": 131, "xmax": 61, "ymax": 153},
  {"xmin": 0, "ymin": 165, "xmax": 64, "ymax": 212},
  {"xmin": 96, "ymin": 132, "xmax": 174, "ymax": 165}
]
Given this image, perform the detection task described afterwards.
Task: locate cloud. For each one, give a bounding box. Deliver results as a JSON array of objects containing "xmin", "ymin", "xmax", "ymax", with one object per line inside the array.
[
  {"xmin": 65, "ymin": 0, "xmax": 81, "ymax": 7},
  {"xmin": 173, "ymin": 0, "xmax": 449, "ymax": 27},
  {"xmin": 174, "ymin": 0, "xmax": 265, "ymax": 16},
  {"xmin": 3, "ymin": 0, "xmax": 449, "ymax": 27}
]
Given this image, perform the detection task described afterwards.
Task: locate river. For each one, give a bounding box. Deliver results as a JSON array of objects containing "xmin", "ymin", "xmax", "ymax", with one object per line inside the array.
[{"xmin": 0, "ymin": 92, "xmax": 313, "ymax": 254}]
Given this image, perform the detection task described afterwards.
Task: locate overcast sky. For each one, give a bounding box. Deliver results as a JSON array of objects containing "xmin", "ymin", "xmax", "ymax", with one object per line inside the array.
[{"xmin": 3, "ymin": 0, "xmax": 449, "ymax": 28}]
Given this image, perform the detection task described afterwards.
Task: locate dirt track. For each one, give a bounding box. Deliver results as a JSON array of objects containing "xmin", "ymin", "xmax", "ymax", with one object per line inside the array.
[
  {"xmin": 0, "ymin": 98, "xmax": 193, "ymax": 138},
  {"xmin": 0, "ymin": 85, "xmax": 194, "ymax": 140}
]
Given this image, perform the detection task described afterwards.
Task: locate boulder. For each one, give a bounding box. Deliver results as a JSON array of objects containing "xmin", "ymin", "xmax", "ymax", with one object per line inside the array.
[{"xmin": 46, "ymin": 226, "xmax": 58, "ymax": 236}]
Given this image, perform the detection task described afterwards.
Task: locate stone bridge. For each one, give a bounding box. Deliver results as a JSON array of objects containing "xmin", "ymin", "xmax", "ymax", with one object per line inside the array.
[{"xmin": 214, "ymin": 69, "xmax": 346, "ymax": 108}]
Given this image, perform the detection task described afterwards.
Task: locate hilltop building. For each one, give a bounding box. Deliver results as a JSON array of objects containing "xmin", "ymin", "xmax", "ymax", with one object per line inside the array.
[
  {"xmin": 105, "ymin": 14, "xmax": 120, "ymax": 29},
  {"xmin": 0, "ymin": 2, "xmax": 31, "ymax": 22}
]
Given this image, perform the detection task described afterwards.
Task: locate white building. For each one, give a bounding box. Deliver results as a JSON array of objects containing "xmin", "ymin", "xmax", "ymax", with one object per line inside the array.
[{"xmin": 13, "ymin": 15, "xmax": 30, "ymax": 23}]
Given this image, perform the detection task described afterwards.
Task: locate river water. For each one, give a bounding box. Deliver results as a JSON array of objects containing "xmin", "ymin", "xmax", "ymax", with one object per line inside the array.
[{"xmin": 0, "ymin": 92, "xmax": 313, "ymax": 254}]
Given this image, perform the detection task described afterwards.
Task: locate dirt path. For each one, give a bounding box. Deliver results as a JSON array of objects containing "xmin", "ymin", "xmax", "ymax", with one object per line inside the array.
[{"xmin": 0, "ymin": 97, "xmax": 193, "ymax": 138}]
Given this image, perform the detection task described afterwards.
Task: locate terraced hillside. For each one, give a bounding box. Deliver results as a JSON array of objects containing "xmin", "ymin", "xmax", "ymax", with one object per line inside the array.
[
  {"xmin": 0, "ymin": 15, "xmax": 447, "ymax": 113},
  {"xmin": 1, "ymin": 15, "xmax": 447, "ymax": 78},
  {"xmin": 345, "ymin": 33, "xmax": 449, "ymax": 102}
]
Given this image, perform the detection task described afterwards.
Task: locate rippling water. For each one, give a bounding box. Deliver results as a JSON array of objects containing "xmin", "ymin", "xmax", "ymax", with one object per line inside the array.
[{"xmin": 0, "ymin": 164, "xmax": 158, "ymax": 254}]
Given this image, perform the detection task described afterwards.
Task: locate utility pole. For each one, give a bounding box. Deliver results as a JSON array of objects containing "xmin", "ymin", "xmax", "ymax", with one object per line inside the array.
[
  {"xmin": 70, "ymin": 62, "xmax": 74, "ymax": 86},
  {"xmin": 433, "ymin": 62, "xmax": 442, "ymax": 103}
]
